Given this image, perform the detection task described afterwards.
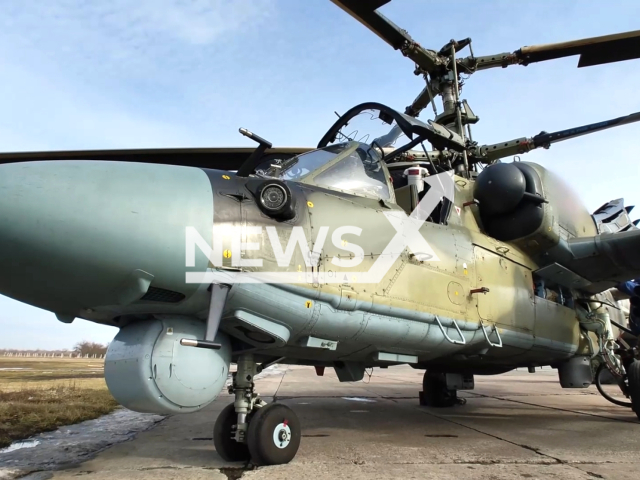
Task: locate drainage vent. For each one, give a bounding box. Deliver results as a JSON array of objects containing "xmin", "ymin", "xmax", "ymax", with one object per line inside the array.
[{"xmin": 140, "ymin": 286, "xmax": 186, "ymax": 303}]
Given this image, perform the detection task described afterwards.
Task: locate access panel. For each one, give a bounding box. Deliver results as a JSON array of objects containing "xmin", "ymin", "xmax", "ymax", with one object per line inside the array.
[{"xmin": 473, "ymin": 245, "xmax": 535, "ymax": 334}]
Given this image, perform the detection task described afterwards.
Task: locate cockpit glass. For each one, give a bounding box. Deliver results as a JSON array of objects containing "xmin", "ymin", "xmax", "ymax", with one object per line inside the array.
[
  {"xmin": 260, "ymin": 143, "xmax": 351, "ymax": 181},
  {"xmin": 260, "ymin": 140, "xmax": 391, "ymax": 201},
  {"xmin": 313, "ymin": 144, "xmax": 390, "ymax": 200}
]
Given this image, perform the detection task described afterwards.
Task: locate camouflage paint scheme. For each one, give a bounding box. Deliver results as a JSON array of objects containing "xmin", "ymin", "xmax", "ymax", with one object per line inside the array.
[{"xmin": 0, "ymin": 151, "xmax": 618, "ymax": 376}]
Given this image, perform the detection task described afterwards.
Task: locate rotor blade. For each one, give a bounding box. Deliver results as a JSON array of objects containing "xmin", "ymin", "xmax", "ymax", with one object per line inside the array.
[
  {"xmin": 532, "ymin": 111, "xmax": 640, "ymax": 148},
  {"xmin": 330, "ymin": 0, "xmax": 444, "ymax": 74},
  {"xmin": 469, "ymin": 29, "xmax": 640, "ymax": 71},
  {"xmin": 520, "ymin": 30, "xmax": 640, "ymax": 67},
  {"xmin": 0, "ymin": 147, "xmax": 311, "ymax": 171},
  {"xmin": 476, "ymin": 111, "xmax": 640, "ymax": 162},
  {"xmin": 330, "ymin": 1, "xmax": 399, "ymax": 48}
]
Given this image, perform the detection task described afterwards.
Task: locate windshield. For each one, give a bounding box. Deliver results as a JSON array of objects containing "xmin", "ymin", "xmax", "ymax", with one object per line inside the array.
[
  {"xmin": 314, "ymin": 145, "xmax": 390, "ymax": 200},
  {"xmin": 259, "ymin": 143, "xmax": 351, "ymax": 181},
  {"xmin": 259, "ymin": 140, "xmax": 390, "ymax": 200}
]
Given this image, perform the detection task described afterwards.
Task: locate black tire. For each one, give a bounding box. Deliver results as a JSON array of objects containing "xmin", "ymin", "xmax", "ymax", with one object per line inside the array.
[
  {"xmin": 422, "ymin": 372, "xmax": 457, "ymax": 408},
  {"xmin": 246, "ymin": 403, "xmax": 301, "ymax": 466},
  {"xmin": 213, "ymin": 403, "xmax": 250, "ymax": 462},
  {"xmin": 628, "ymin": 360, "xmax": 640, "ymax": 420}
]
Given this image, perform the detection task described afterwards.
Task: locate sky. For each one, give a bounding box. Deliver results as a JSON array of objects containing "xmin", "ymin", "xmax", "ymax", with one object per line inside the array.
[{"xmin": 1, "ymin": 0, "xmax": 639, "ymax": 349}]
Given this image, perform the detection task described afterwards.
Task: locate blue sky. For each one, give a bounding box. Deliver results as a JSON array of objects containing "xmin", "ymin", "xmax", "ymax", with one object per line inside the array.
[{"xmin": 1, "ymin": 0, "xmax": 640, "ymax": 349}]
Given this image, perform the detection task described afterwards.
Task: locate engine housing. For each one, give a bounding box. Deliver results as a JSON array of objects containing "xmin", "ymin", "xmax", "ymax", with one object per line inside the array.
[
  {"xmin": 474, "ymin": 161, "xmax": 597, "ymax": 256},
  {"xmin": 105, "ymin": 316, "xmax": 231, "ymax": 414}
]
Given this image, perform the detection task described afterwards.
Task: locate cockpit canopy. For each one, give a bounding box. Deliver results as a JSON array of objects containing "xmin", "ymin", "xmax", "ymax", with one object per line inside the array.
[
  {"xmin": 252, "ymin": 102, "xmax": 464, "ymax": 203},
  {"xmin": 258, "ymin": 141, "xmax": 391, "ymax": 200}
]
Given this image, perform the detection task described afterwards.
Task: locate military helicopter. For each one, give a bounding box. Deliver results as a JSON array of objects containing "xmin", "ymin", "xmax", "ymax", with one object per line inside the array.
[{"xmin": 2, "ymin": 0, "xmax": 640, "ymax": 467}]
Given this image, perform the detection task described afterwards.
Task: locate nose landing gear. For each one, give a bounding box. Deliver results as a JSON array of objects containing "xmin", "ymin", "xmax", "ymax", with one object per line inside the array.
[
  {"xmin": 213, "ymin": 354, "xmax": 301, "ymax": 466},
  {"xmin": 213, "ymin": 403, "xmax": 251, "ymax": 462}
]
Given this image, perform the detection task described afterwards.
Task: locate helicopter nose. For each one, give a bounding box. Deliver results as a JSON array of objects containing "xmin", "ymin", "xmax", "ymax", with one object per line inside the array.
[{"xmin": 0, "ymin": 160, "xmax": 215, "ymax": 319}]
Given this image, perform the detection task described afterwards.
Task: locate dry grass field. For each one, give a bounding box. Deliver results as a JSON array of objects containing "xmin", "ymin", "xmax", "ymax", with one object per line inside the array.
[{"xmin": 0, "ymin": 356, "xmax": 119, "ymax": 448}]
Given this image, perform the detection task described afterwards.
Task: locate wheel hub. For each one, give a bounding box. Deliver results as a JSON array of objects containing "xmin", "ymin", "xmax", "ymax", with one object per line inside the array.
[{"xmin": 273, "ymin": 423, "xmax": 292, "ymax": 448}]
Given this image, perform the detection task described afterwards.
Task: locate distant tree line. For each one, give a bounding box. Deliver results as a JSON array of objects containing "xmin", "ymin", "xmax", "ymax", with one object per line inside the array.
[
  {"xmin": 0, "ymin": 340, "xmax": 109, "ymax": 356},
  {"xmin": 0, "ymin": 348, "xmax": 71, "ymax": 355},
  {"xmin": 73, "ymin": 341, "xmax": 109, "ymax": 356}
]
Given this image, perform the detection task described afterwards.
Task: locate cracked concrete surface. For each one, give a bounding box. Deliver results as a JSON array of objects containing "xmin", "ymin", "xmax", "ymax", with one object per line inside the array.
[{"xmin": 16, "ymin": 366, "xmax": 640, "ymax": 479}]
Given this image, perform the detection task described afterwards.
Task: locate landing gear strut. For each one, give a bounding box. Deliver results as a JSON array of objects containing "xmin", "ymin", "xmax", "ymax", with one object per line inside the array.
[{"xmin": 213, "ymin": 354, "xmax": 301, "ymax": 466}]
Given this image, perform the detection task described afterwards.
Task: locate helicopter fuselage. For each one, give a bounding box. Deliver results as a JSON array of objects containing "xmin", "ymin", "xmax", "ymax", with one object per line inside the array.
[{"xmin": 0, "ymin": 155, "xmax": 615, "ymax": 402}]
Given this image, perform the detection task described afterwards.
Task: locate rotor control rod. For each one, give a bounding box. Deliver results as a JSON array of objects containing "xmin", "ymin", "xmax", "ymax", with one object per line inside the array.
[{"xmin": 438, "ymin": 38, "xmax": 472, "ymax": 56}]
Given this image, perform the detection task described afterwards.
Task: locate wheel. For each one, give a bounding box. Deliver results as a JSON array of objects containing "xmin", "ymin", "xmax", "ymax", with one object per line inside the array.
[
  {"xmin": 421, "ymin": 372, "xmax": 457, "ymax": 407},
  {"xmin": 628, "ymin": 360, "xmax": 640, "ymax": 420},
  {"xmin": 246, "ymin": 403, "xmax": 301, "ymax": 466},
  {"xmin": 213, "ymin": 403, "xmax": 250, "ymax": 462}
]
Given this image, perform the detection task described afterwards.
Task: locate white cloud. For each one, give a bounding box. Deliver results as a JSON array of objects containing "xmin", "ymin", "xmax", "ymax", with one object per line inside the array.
[
  {"xmin": 0, "ymin": 0, "xmax": 279, "ymax": 151},
  {"xmin": 0, "ymin": 0, "xmax": 276, "ymax": 95},
  {"xmin": 127, "ymin": 0, "xmax": 276, "ymax": 45}
]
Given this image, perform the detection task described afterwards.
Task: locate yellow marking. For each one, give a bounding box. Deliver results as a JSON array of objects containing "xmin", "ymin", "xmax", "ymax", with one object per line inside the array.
[
  {"xmin": 305, "ymin": 301, "xmax": 313, "ymax": 308},
  {"xmin": 223, "ymin": 249, "xmax": 232, "ymax": 259},
  {"xmin": 222, "ymin": 175, "xmax": 230, "ymax": 180},
  {"xmin": 455, "ymin": 291, "xmax": 459, "ymax": 296},
  {"xmin": 342, "ymin": 239, "xmax": 348, "ymax": 247},
  {"xmin": 297, "ymin": 265, "xmax": 302, "ymax": 272},
  {"xmin": 307, "ymin": 201, "xmax": 314, "ymax": 208}
]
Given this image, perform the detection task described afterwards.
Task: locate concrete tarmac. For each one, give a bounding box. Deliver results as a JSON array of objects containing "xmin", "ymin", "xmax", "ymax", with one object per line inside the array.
[{"xmin": 40, "ymin": 365, "xmax": 640, "ymax": 480}]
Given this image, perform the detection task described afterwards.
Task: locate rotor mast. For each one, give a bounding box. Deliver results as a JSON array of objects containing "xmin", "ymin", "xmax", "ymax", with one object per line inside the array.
[{"xmin": 404, "ymin": 37, "xmax": 479, "ymax": 176}]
